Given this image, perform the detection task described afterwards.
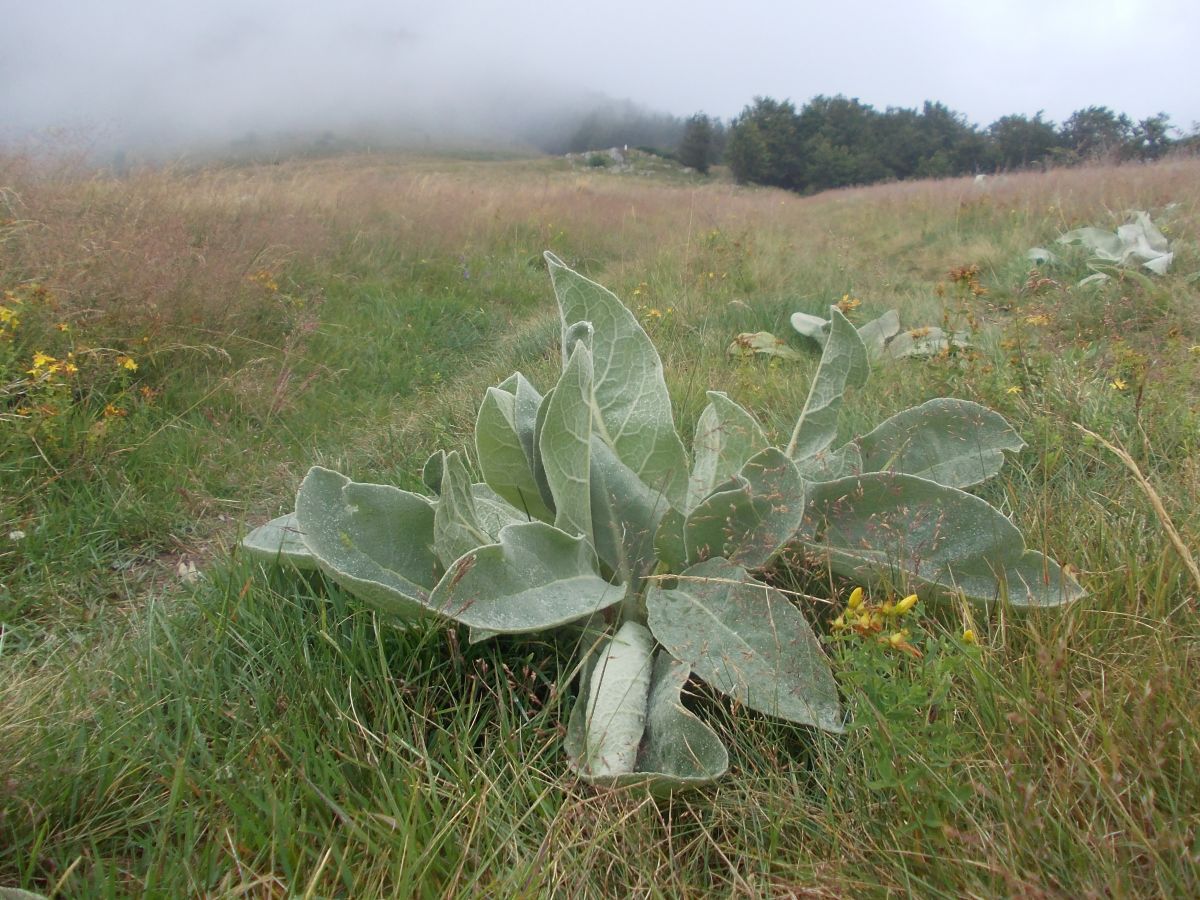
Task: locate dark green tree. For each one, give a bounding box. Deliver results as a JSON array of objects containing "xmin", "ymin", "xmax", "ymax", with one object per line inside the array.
[
  {"xmin": 986, "ymin": 112, "xmax": 1061, "ymax": 169},
  {"xmin": 1062, "ymin": 106, "xmax": 1133, "ymax": 160},
  {"xmin": 1131, "ymin": 113, "xmax": 1173, "ymax": 160},
  {"xmin": 727, "ymin": 97, "xmax": 804, "ymax": 189},
  {"xmin": 678, "ymin": 113, "xmax": 714, "ymax": 174}
]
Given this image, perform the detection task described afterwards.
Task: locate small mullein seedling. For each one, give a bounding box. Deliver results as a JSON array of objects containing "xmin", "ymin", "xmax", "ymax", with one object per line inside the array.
[{"xmin": 244, "ymin": 252, "xmax": 1083, "ymax": 790}]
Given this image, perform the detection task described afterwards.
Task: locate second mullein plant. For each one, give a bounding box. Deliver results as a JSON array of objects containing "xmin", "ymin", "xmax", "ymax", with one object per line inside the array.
[{"xmin": 244, "ymin": 252, "xmax": 1083, "ymax": 789}]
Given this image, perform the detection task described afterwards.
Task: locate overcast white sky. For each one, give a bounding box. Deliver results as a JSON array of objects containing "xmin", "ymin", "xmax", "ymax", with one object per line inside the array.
[{"xmin": 2, "ymin": 0, "xmax": 1196, "ymax": 150}]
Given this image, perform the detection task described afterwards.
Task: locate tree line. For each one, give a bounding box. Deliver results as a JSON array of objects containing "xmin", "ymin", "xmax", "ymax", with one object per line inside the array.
[{"xmin": 557, "ymin": 95, "xmax": 1192, "ymax": 193}]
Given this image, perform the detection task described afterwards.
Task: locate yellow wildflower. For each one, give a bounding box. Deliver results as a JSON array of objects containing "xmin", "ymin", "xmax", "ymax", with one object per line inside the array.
[
  {"xmin": 893, "ymin": 593, "xmax": 918, "ymax": 615},
  {"xmin": 103, "ymin": 403, "xmax": 127, "ymax": 418},
  {"xmin": 1006, "ymin": 385, "xmax": 1023, "ymax": 395},
  {"xmin": 116, "ymin": 355, "xmax": 138, "ymax": 372},
  {"xmin": 1188, "ymin": 345, "xmax": 1200, "ymax": 354},
  {"xmin": 1024, "ymin": 314, "xmax": 1050, "ymax": 326},
  {"xmin": 847, "ymin": 586, "xmax": 864, "ymax": 610},
  {"xmin": 646, "ymin": 308, "xmax": 662, "ymax": 319},
  {"xmin": 1110, "ymin": 378, "xmax": 1127, "ymax": 391},
  {"xmin": 55, "ymin": 322, "xmax": 70, "ymax": 332},
  {"xmin": 27, "ymin": 351, "xmax": 56, "ymax": 374},
  {"xmin": 837, "ymin": 294, "xmax": 861, "ymax": 312},
  {"xmin": 962, "ymin": 629, "xmax": 977, "ymax": 645}
]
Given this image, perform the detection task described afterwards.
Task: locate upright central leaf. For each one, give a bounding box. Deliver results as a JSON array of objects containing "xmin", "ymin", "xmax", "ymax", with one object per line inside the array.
[
  {"xmin": 685, "ymin": 391, "xmax": 770, "ymax": 512},
  {"xmin": 546, "ymin": 252, "xmax": 689, "ymax": 510},
  {"xmin": 787, "ymin": 307, "xmax": 869, "ymax": 462},
  {"xmin": 539, "ymin": 343, "xmax": 595, "ymax": 546}
]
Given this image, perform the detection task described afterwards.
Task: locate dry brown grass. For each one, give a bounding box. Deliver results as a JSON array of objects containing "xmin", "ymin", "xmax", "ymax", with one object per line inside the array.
[{"xmin": 5, "ymin": 149, "xmax": 1196, "ymax": 340}]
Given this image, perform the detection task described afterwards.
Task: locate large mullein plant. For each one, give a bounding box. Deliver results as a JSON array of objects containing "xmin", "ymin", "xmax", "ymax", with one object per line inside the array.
[{"xmin": 244, "ymin": 252, "xmax": 1083, "ymax": 790}]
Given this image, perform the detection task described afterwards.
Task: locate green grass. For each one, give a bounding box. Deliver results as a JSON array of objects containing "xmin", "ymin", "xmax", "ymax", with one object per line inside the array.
[{"xmin": 2, "ymin": 152, "xmax": 1199, "ymax": 897}]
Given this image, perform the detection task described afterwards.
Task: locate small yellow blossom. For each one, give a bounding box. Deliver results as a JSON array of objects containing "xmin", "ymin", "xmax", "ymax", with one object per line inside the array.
[
  {"xmin": 962, "ymin": 629, "xmax": 977, "ymax": 645},
  {"xmin": 103, "ymin": 403, "xmax": 127, "ymax": 418},
  {"xmin": 1006, "ymin": 385, "xmax": 1023, "ymax": 394},
  {"xmin": 27, "ymin": 351, "xmax": 57, "ymax": 374},
  {"xmin": 847, "ymin": 586, "xmax": 864, "ymax": 610},
  {"xmin": 1110, "ymin": 378, "xmax": 1127, "ymax": 390},
  {"xmin": 893, "ymin": 593, "xmax": 918, "ymax": 615},
  {"xmin": 1024, "ymin": 314, "xmax": 1051, "ymax": 326},
  {"xmin": 116, "ymin": 355, "xmax": 138, "ymax": 372},
  {"xmin": 1188, "ymin": 345, "xmax": 1200, "ymax": 354},
  {"xmin": 646, "ymin": 308, "xmax": 662, "ymax": 319},
  {"xmin": 837, "ymin": 294, "xmax": 861, "ymax": 312},
  {"xmin": 55, "ymin": 322, "xmax": 70, "ymax": 332}
]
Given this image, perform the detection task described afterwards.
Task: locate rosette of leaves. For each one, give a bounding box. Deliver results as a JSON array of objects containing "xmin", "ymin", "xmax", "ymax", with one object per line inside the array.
[{"xmin": 244, "ymin": 252, "xmax": 1083, "ymax": 791}]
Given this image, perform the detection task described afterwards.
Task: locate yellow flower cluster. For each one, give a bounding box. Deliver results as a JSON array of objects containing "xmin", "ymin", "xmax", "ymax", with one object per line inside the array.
[
  {"xmin": 0, "ymin": 294, "xmax": 20, "ymax": 340},
  {"xmin": 836, "ymin": 294, "xmax": 861, "ymax": 312},
  {"xmin": 26, "ymin": 351, "xmax": 78, "ymax": 378},
  {"xmin": 831, "ymin": 586, "xmax": 922, "ymax": 657},
  {"xmin": 638, "ymin": 305, "xmax": 674, "ymax": 321},
  {"xmin": 248, "ymin": 269, "xmax": 280, "ymax": 293}
]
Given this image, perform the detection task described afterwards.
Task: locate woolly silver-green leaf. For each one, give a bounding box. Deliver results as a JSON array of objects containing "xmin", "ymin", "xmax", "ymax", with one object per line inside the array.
[
  {"xmin": 433, "ymin": 450, "xmax": 490, "ymax": 568},
  {"xmin": 295, "ymin": 466, "xmax": 440, "ymax": 622},
  {"xmin": 856, "ymin": 309, "xmax": 901, "ymax": 360},
  {"xmin": 546, "ymin": 252, "xmax": 688, "ymax": 509},
  {"xmin": 428, "ymin": 521, "xmax": 620, "ymax": 633},
  {"xmin": 590, "ymin": 436, "xmax": 669, "ymax": 583},
  {"xmin": 856, "ymin": 398, "xmax": 1026, "ymax": 489},
  {"xmin": 786, "ymin": 307, "xmax": 869, "ymax": 461},
  {"xmin": 685, "ymin": 391, "xmax": 770, "ymax": 512},
  {"xmin": 566, "ymin": 645, "xmax": 729, "ymax": 791},
  {"xmin": 476, "ymin": 381, "xmax": 553, "ymax": 522},
  {"xmin": 684, "ymin": 447, "xmax": 806, "ymax": 569},
  {"xmin": 646, "ymin": 558, "xmax": 843, "ymax": 732},
  {"xmin": 800, "ymin": 472, "xmax": 1085, "ymax": 607},
  {"xmin": 241, "ymin": 512, "xmax": 317, "ymax": 571},
  {"xmin": 539, "ymin": 343, "xmax": 595, "ymax": 545}
]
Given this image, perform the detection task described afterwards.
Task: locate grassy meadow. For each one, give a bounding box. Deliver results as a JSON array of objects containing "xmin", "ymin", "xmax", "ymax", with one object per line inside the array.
[{"xmin": 2, "ymin": 148, "xmax": 1199, "ymax": 897}]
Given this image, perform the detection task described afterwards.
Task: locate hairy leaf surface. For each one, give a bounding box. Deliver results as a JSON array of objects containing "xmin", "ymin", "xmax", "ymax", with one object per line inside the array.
[
  {"xmin": 787, "ymin": 307, "xmax": 869, "ymax": 461},
  {"xmin": 433, "ymin": 450, "xmax": 490, "ymax": 567},
  {"xmin": 566, "ymin": 646, "xmax": 729, "ymax": 790},
  {"xmin": 241, "ymin": 512, "xmax": 317, "ymax": 570},
  {"xmin": 546, "ymin": 252, "xmax": 688, "ymax": 509},
  {"xmin": 684, "ymin": 448, "xmax": 806, "ymax": 569},
  {"xmin": 476, "ymin": 383, "xmax": 553, "ymax": 521},
  {"xmin": 855, "ymin": 398, "xmax": 1026, "ymax": 488},
  {"xmin": 428, "ymin": 521, "xmax": 620, "ymax": 633},
  {"xmin": 539, "ymin": 344, "xmax": 595, "ymax": 545},
  {"xmin": 295, "ymin": 466, "xmax": 440, "ymax": 621},
  {"xmin": 800, "ymin": 472, "xmax": 1084, "ymax": 607},
  {"xmin": 646, "ymin": 558, "xmax": 843, "ymax": 732},
  {"xmin": 685, "ymin": 391, "xmax": 770, "ymax": 512}
]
